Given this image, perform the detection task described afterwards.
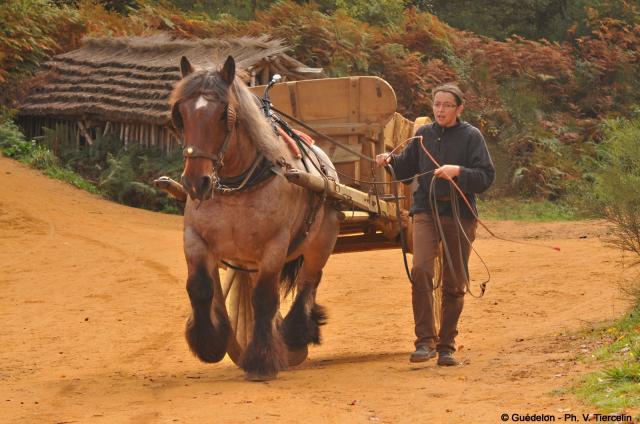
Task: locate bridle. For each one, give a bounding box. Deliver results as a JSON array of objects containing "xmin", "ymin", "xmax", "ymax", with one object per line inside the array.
[
  {"xmin": 178, "ymin": 102, "xmax": 238, "ymax": 171},
  {"xmin": 174, "ymin": 99, "xmax": 277, "ymax": 197}
]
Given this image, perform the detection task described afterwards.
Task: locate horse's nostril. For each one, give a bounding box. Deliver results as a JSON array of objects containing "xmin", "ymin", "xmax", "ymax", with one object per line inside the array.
[{"xmin": 200, "ymin": 175, "xmax": 212, "ymax": 193}]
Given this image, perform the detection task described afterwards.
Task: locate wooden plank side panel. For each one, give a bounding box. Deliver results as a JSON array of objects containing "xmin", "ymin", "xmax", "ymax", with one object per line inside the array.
[
  {"xmin": 247, "ymin": 76, "xmax": 421, "ymax": 220},
  {"xmin": 249, "ymin": 76, "xmax": 397, "ymax": 125},
  {"xmin": 287, "ymin": 78, "xmax": 352, "ymax": 123}
]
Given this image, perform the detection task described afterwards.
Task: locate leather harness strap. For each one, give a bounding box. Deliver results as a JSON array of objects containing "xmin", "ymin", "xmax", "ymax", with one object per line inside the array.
[
  {"xmin": 182, "ymin": 104, "xmax": 237, "ymax": 170},
  {"xmin": 178, "ymin": 98, "xmax": 330, "ymax": 274},
  {"xmin": 215, "ymin": 153, "xmax": 275, "ymax": 194},
  {"xmin": 181, "ymin": 103, "xmax": 280, "ymax": 196}
]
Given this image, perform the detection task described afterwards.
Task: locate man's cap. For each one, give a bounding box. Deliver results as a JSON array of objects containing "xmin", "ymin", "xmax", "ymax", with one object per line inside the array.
[{"xmin": 432, "ymin": 83, "xmax": 464, "ymax": 105}]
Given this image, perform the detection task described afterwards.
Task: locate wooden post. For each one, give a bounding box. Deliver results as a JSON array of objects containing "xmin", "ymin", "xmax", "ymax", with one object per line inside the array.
[
  {"xmin": 78, "ymin": 120, "xmax": 93, "ymax": 145},
  {"xmin": 169, "ymin": 131, "xmax": 175, "ymax": 152},
  {"xmin": 260, "ymin": 65, "xmax": 269, "ymax": 85},
  {"xmin": 151, "ymin": 125, "xmax": 157, "ymax": 148},
  {"xmin": 163, "ymin": 127, "xmax": 169, "ymax": 152},
  {"xmin": 376, "ymin": 130, "xmax": 386, "ymax": 189},
  {"xmin": 103, "ymin": 121, "xmax": 111, "ymax": 137},
  {"xmin": 348, "ymin": 77, "xmax": 361, "ymax": 184},
  {"xmin": 75, "ymin": 121, "xmax": 80, "ymax": 147}
]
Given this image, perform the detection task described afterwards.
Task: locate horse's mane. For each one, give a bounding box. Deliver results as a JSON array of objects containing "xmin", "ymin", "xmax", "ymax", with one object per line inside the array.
[
  {"xmin": 231, "ymin": 78, "xmax": 284, "ymax": 162},
  {"xmin": 169, "ymin": 69, "xmax": 285, "ymax": 162}
]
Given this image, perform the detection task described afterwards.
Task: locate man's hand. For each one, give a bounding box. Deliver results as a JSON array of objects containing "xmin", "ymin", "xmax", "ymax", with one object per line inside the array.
[
  {"xmin": 375, "ymin": 153, "xmax": 391, "ymax": 167},
  {"xmin": 434, "ymin": 165, "xmax": 460, "ymax": 180}
]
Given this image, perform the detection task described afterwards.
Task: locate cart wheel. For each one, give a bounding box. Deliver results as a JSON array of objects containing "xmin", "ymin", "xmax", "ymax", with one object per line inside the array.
[
  {"xmin": 222, "ymin": 268, "xmax": 253, "ymax": 365},
  {"xmin": 433, "ymin": 244, "xmax": 443, "ymax": 333},
  {"xmin": 221, "ymin": 267, "xmax": 308, "ymax": 366}
]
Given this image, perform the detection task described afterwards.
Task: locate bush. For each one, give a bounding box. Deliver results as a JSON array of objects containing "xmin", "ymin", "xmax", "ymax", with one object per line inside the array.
[
  {"xmin": 0, "ymin": 119, "xmax": 35, "ymax": 158},
  {"xmin": 2, "ymin": 0, "xmax": 640, "ymax": 201},
  {"xmin": 0, "ymin": 0, "xmax": 83, "ymax": 109},
  {"xmin": 96, "ymin": 142, "xmax": 183, "ymax": 212},
  {"xmin": 44, "ymin": 130, "xmax": 182, "ymax": 212},
  {"xmin": 0, "ymin": 118, "xmax": 101, "ymax": 194},
  {"xmin": 587, "ymin": 118, "xmax": 640, "ymax": 261},
  {"xmin": 335, "ymin": 0, "xmax": 407, "ymax": 27},
  {"xmin": 1, "ymin": 119, "xmax": 182, "ymax": 211},
  {"xmin": 26, "ymin": 145, "xmax": 60, "ymax": 170}
]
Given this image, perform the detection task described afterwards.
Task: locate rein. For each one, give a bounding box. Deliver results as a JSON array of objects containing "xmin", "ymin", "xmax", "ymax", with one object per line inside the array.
[
  {"xmin": 387, "ymin": 164, "xmax": 414, "ymax": 286},
  {"xmin": 416, "ymin": 135, "xmax": 561, "ymax": 297},
  {"xmin": 271, "ymin": 106, "xmax": 375, "ymax": 164},
  {"xmin": 415, "ymin": 137, "xmax": 561, "ymax": 253}
]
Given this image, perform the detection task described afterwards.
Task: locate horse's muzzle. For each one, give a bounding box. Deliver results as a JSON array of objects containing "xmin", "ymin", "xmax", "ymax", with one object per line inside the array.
[{"xmin": 181, "ymin": 174, "xmax": 213, "ymax": 201}]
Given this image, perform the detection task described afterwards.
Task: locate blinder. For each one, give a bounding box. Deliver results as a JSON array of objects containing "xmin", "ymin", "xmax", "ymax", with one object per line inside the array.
[{"xmin": 171, "ymin": 102, "xmax": 183, "ymax": 131}]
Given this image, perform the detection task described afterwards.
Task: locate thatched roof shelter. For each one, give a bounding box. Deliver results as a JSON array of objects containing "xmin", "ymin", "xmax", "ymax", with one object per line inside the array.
[{"xmin": 19, "ymin": 35, "xmax": 322, "ymax": 128}]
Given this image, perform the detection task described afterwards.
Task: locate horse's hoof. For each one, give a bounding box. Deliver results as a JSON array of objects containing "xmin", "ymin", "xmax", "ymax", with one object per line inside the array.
[
  {"xmin": 245, "ymin": 372, "xmax": 277, "ymax": 382},
  {"xmin": 287, "ymin": 346, "xmax": 308, "ymax": 367}
]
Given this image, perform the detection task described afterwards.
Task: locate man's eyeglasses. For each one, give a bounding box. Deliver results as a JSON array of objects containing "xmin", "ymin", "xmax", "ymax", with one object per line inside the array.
[{"xmin": 432, "ymin": 102, "xmax": 459, "ymax": 110}]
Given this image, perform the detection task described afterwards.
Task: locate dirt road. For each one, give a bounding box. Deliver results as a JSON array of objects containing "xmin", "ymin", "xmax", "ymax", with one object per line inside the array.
[{"xmin": 0, "ymin": 156, "xmax": 633, "ymax": 423}]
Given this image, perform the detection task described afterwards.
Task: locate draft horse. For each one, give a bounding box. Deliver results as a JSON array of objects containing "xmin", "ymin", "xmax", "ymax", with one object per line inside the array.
[{"xmin": 170, "ymin": 55, "xmax": 340, "ymax": 380}]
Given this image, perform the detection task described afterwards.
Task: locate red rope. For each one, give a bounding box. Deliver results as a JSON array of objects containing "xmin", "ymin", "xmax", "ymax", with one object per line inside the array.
[
  {"xmin": 413, "ymin": 135, "xmax": 561, "ymax": 252},
  {"xmin": 383, "ymin": 134, "xmax": 561, "ymax": 251}
]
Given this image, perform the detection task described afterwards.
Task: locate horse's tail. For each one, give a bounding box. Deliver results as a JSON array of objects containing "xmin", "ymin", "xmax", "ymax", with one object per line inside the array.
[{"xmin": 280, "ymin": 256, "xmax": 304, "ymax": 298}]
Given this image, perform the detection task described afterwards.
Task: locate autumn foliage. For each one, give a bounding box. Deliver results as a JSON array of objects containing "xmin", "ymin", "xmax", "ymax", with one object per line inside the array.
[{"xmin": 2, "ymin": 0, "xmax": 640, "ymax": 198}]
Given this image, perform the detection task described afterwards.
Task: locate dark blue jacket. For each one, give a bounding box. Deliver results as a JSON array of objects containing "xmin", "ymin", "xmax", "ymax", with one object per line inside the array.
[{"xmin": 390, "ymin": 120, "xmax": 495, "ymax": 219}]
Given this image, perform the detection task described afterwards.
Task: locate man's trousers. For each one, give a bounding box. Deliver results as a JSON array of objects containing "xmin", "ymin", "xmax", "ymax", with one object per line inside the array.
[{"xmin": 411, "ymin": 212, "xmax": 477, "ymax": 353}]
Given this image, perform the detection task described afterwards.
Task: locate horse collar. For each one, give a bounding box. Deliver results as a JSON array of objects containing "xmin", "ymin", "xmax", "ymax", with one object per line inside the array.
[{"xmin": 214, "ymin": 154, "xmax": 277, "ymax": 194}]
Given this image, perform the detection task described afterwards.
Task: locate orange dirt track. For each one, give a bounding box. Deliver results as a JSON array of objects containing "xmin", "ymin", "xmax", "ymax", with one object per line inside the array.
[{"xmin": 0, "ymin": 156, "xmax": 633, "ymax": 423}]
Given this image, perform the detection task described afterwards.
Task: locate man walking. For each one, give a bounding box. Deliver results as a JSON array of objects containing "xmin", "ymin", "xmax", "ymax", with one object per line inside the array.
[{"xmin": 376, "ymin": 84, "xmax": 495, "ymax": 366}]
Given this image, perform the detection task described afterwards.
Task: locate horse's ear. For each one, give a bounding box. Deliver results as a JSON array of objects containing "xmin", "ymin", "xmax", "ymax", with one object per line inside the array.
[
  {"xmin": 220, "ymin": 55, "xmax": 235, "ymax": 85},
  {"xmin": 180, "ymin": 56, "xmax": 194, "ymax": 78}
]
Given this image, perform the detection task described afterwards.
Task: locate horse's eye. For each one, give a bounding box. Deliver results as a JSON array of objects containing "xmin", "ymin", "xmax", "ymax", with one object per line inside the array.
[{"xmin": 219, "ymin": 109, "xmax": 227, "ymax": 122}]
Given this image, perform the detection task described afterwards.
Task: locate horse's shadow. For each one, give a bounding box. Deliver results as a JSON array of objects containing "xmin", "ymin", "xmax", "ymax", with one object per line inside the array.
[
  {"xmin": 56, "ymin": 350, "xmax": 418, "ymax": 394},
  {"xmin": 295, "ymin": 350, "xmax": 408, "ymax": 369}
]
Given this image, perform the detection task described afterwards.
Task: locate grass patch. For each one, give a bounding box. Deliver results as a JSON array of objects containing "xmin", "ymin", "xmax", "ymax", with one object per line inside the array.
[
  {"xmin": 0, "ymin": 119, "xmax": 181, "ymax": 213},
  {"xmin": 42, "ymin": 164, "xmax": 102, "ymax": 194},
  {"xmin": 1, "ymin": 147, "xmax": 102, "ymax": 195},
  {"xmin": 573, "ymin": 299, "xmax": 640, "ymax": 415},
  {"xmin": 1, "ymin": 120, "xmax": 102, "ymax": 195},
  {"xmin": 478, "ymin": 197, "xmax": 583, "ymax": 221}
]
